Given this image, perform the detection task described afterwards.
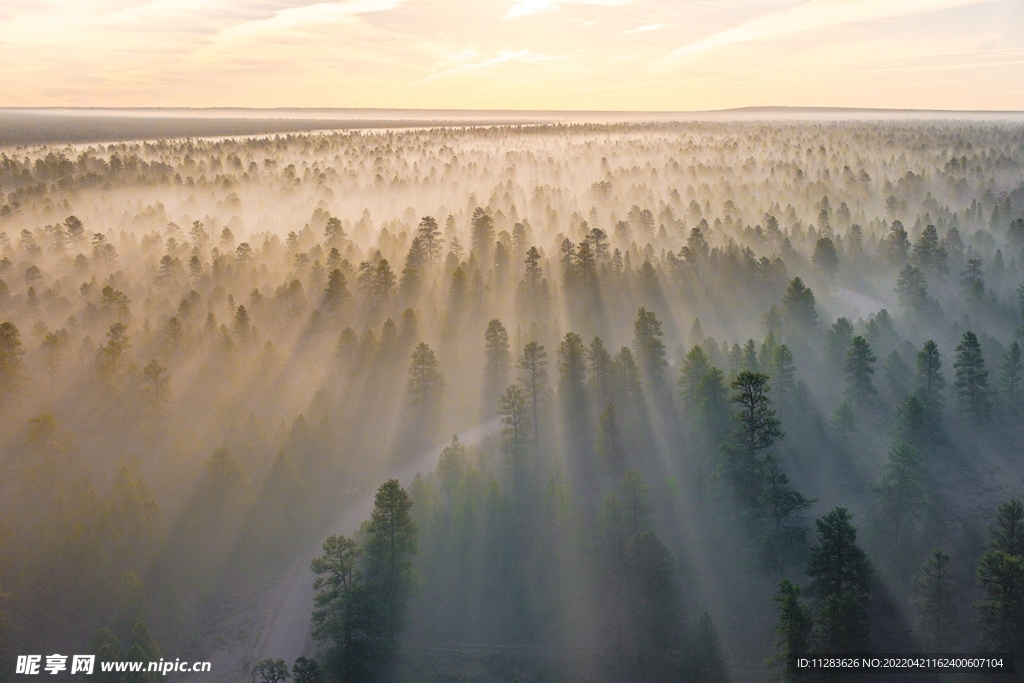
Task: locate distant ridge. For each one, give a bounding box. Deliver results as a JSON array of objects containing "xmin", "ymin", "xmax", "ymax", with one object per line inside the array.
[{"xmin": 2, "ymin": 106, "xmax": 1022, "ymax": 146}]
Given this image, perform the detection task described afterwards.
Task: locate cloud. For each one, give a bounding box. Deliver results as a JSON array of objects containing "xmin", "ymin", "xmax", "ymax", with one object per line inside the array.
[
  {"xmin": 623, "ymin": 23, "xmax": 666, "ymax": 33},
  {"xmin": 505, "ymin": 0, "xmax": 635, "ymax": 19},
  {"xmin": 655, "ymin": 0, "xmax": 996, "ymax": 67},
  {"xmin": 414, "ymin": 48, "xmax": 563, "ymax": 84}
]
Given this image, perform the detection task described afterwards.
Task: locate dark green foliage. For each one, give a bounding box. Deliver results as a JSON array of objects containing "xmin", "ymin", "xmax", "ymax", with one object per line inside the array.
[
  {"xmin": 871, "ymin": 442, "xmax": 925, "ymax": 539},
  {"xmin": 990, "ymin": 499, "xmax": 1024, "ymax": 556},
  {"xmin": 470, "ymin": 207, "xmax": 494, "ymax": 258},
  {"xmin": 407, "ymin": 342, "xmax": 444, "ymax": 407},
  {"xmin": 881, "ymin": 351, "xmax": 911, "ymax": 403},
  {"xmin": 517, "ymin": 341, "xmax": 548, "ymax": 449},
  {"xmin": 682, "ymin": 611, "xmax": 730, "ymax": 683},
  {"xmin": 1001, "ymin": 342, "xmax": 1023, "ymax": 410},
  {"xmin": 768, "ymin": 345, "xmax": 797, "ymax": 413},
  {"xmin": 679, "ymin": 344, "xmax": 711, "ymax": 410},
  {"xmin": 633, "ymin": 307, "xmax": 668, "ymax": 390},
  {"xmin": 621, "ymin": 470, "xmax": 653, "ymax": 537},
  {"xmin": 895, "ymin": 264, "xmax": 932, "ymax": 316},
  {"xmin": 497, "ymin": 385, "xmax": 531, "ymax": 494},
  {"xmin": 323, "ymin": 269, "xmax": 350, "ymax": 309},
  {"xmin": 912, "ymin": 224, "xmax": 947, "ymax": 272},
  {"xmin": 694, "ymin": 367, "xmax": 732, "ymax": 451},
  {"xmin": 596, "ymin": 402, "xmax": 623, "ymax": 467},
  {"xmin": 953, "ymin": 331, "xmax": 992, "ymax": 420},
  {"xmin": 960, "ymin": 259, "xmax": 985, "ymax": 302},
  {"xmin": 720, "ymin": 371, "xmax": 783, "ymax": 505},
  {"xmin": 770, "ymin": 579, "xmax": 811, "ymax": 682},
  {"xmin": 588, "ymin": 336, "xmax": 615, "ymax": 405},
  {"xmin": 782, "ymin": 277, "xmax": 817, "ymax": 328},
  {"xmin": 843, "ymin": 336, "xmax": 877, "ymax": 406},
  {"xmin": 758, "ymin": 454, "xmax": 815, "ymax": 571},
  {"xmin": 484, "ymin": 319, "xmax": 511, "ymax": 382},
  {"xmin": 830, "ymin": 402, "xmax": 855, "ymax": 444},
  {"xmin": 812, "ymin": 237, "xmax": 839, "ymax": 277},
  {"xmin": 914, "ymin": 549, "xmax": 957, "ymax": 651},
  {"xmin": 252, "ymin": 659, "xmax": 290, "ymax": 683},
  {"xmin": 312, "ymin": 481, "xmax": 418, "ymax": 682},
  {"xmin": 292, "ymin": 658, "xmax": 325, "ymax": 683},
  {"xmin": 365, "ymin": 480, "xmax": 418, "ymax": 643},
  {"xmin": 557, "ymin": 332, "xmax": 588, "ymax": 429},
  {"xmin": 976, "ymin": 506, "xmax": 1024, "ymax": 657},
  {"xmin": 626, "ymin": 530, "xmax": 682, "ymax": 655},
  {"xmin": 807, "ymin": 508, "xmax": 871, "ymax": 652},
  {"xmin": 825, "ymin": 318, "xmax": 854, "ymax": 370},
  {"xmin": 914, "ymin": 340, "xmax": 946, "ymax": 418}
]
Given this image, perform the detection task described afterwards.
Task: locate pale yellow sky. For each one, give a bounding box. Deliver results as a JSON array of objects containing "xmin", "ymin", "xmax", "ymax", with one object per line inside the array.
[{"xmin": 1, "ymin": 0, "xmax": 1022, "ymax": 110}]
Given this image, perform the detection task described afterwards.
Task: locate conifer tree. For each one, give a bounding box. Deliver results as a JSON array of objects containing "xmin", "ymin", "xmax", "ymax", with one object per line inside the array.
[
  {"xmin": 953, "ymin": 331, "xmax": 992, "ymax": 420},
  {"xmin": 1001, "ymin": 342, "xmax": 1023, "ymax": 411},
  {"xmin": 807, "ymin": 508, "xmax": 872, "ymax": 653},
  {"xmin": 633, "ymin": 307, "xmax": 668, "ymax": 391},
  {"xmin": 517, "ymin": 341, "xmax": 548, "ymax": 449},
  {"xmin": 914, "ymin": 548, "xmax": 957, "ymax": 651},
  {"xmin": 721, "ymin": 371, "xmax": 783, "ymax": 505},
  {"xmin": 843, "ymin": 336, "xmax": 877, "ymax": 406}
]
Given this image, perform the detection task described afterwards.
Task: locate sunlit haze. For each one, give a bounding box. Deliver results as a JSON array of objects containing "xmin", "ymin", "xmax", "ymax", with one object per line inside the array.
[{"xmin": 1, "ymin": 0, "xmax": 1022, "ymax": 110}]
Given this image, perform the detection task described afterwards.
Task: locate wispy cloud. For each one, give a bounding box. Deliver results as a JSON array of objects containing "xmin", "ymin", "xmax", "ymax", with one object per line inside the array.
[
  {"xmin": 415, "ymin": 48, "xmax": 563, "ymax": 84},
  {"xmin": 623, "ymin": 23, "xmax": 666, "ymax": 33},
  {"xmin": 655, "ymin": 0, "xmax": 995, "ymax": 67},
  {"xmin": 505, "ymin": 0, "xmax": 635, "ymax": 19}
]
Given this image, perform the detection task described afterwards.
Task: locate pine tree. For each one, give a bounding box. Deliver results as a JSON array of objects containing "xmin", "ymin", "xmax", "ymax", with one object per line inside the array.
[
  {"xmin": 953, "ymin": 331, "xmax": 992, "ymax": 420},
  {"xmin": 1000, "ymin": 341, "xmax": 1022, "ymax": 412},
  {"xmin": 915, "ymin": 340, "xmax": 946, "ymax": 410},
  {"xmin": 826, "ymin": 318, "xmax": 854, "ymax": 370},
  {"xmin": 871, "ymin": 441, "xmax": 925, "ymax": 540},
  {"xmin": 976, "ymin": 500, "xmax": 1024, "ymax": 657},
  {"xmin": 470, "ymin": 207, "xmax": 494, "ymax": 260},
  {"xmin": 596, "ymin": 402, "xmax": 624, "ymax": 468},
  {"xmin": 436, "ymin": 435, "xmax": 466, "ymax": 505},
  {"xmin": 416, "ymin": 216, "xmax": 443, "ymax": 266},
  {"xmin": 0, "ymin": 321, "xmax": 25, "ymax": 393},
  {"xmin": 960, "ymin": 259, "xmax": 985, "ymax": 303},
  {"xmin": 882, "ymin": 351, "xmax": 911, "ymax": 403},
  {"xmin": 914, "ymin": 548, "xmax": 957, "ymax": 651},
  {"xmin": 782, "ymin": 277, "xmax": 817, "ymax": 328},
  {"xmin": 895, "ymin": 264, "xmax": 932, "ymax": 316},
  {"xmin": 679, "ymin": 345, "xmax": 711, "ymax": 411},
  {"xmin": 516, "ymin": 341, "xmax": 548, "ymax": 449},
  {"xmin": 483, "ymin": 319, "xmax": 511, "ymax": 405},
  {"xmin": 633, "ymin": 307, "xmax": 668, "ymax": 391},
  {"xmin": 694, "ymin": 367, "xmax": 731, "ymax": 451},
  {"xmin": 497, "ymin": 385, "xmax": 531, "ymax": 496},
  {"xmin": 807, "ymin": 508, "xmax": 872, "ymax": 653},
  {"xmin": 759, "ymin": 454, "xmax": 815, "ymax": 572},
  {"xmin": 407, "ymin": 342, "xmax": 444, "ymax": 407},
  {"xmin": 557, "ymin": 332, "xmax": 588, "ymax": 431},
  {"xmin": 588, "ymin": 337, "xmax": 615, "ymax": 406},
  {"xmin": 364, "ymin": 480, "xmax": 418, "ymax": 644},
  {"xmin": 844, "ymin": 336, "xmax": 877, "ymax": 406},
  {"xmin": 626, "ymin": 530, "xmax": 682, "ymax": 664},
  {"xmin": 721, "ymin": 371, "xmax": 784, "ymax": 505},
  {"xmin": 770, "ymin": 579, "xmax": 811, "ymax": 682},
  {"xmin": 621, "ymin": 469, "xmax": 653, "ymax": 536}
]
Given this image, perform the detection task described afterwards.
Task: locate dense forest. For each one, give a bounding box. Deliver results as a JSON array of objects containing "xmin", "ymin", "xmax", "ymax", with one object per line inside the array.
[{"xmin": 1, "ymin": 120, "xmax": 1024, "ymax": 681}]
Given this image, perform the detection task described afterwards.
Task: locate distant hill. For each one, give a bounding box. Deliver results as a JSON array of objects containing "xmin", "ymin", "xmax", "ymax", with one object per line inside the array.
[{"xmin": 1, "ymin": 106, "xmax": 1021, "ymax": 146}]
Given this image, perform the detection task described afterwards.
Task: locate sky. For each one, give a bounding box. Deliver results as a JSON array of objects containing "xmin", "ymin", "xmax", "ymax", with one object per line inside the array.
[{"xmin": 0, "ymin": 0, "xmax": 1022, "ymax": 111}]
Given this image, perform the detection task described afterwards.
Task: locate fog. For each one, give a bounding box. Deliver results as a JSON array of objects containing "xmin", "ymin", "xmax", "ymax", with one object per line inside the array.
[{"xmin": 1, "ymin": 117, "xmax": 1024, "ymax": 681}]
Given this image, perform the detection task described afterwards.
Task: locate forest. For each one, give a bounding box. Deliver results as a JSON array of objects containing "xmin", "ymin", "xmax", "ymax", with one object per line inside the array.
[{"xmin": 1, "ymin": 118, "xmax": 1023, "ymax": 681}]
